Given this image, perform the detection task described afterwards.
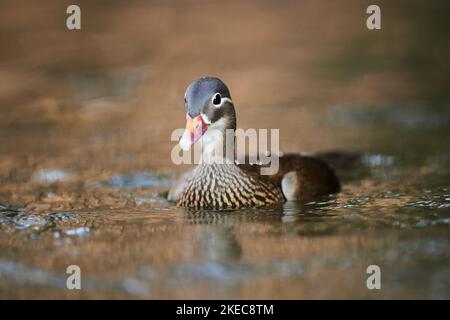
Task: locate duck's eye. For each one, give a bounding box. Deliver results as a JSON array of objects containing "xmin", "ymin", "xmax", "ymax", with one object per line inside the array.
[{"xmin": 212, "ymin": 93, "xmax": 221, "ymax": 106}]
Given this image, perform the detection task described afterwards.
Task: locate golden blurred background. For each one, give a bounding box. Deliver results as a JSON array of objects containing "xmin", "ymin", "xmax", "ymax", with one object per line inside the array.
[{"xmin": 1, "ymin": 0, "xmax": 449, "ymax": 178}]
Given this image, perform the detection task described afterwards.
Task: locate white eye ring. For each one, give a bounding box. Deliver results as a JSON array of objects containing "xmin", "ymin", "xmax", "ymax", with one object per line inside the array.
[
  {"xmin": 212, "ymin": 93, "xmax": 222, "ymax": 106},
  {"xmin": 211, "ymin": 93, "xmax": 232, "ymax": 108}
]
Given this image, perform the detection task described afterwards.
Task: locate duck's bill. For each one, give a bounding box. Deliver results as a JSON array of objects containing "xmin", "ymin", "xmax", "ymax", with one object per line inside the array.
[{"xmin": 179, "ymin": 114, "xmax": 208, "ymax": 151}]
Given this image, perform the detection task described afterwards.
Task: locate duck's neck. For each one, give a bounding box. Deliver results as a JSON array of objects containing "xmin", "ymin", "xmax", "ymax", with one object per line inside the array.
[{"xmin": 199, "ymin": 117, "xmax": 236, "ymax": 165}]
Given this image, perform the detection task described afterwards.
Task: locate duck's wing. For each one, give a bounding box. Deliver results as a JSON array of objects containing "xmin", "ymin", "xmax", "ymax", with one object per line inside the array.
[
  {"xmin": 238, "ymin": 151, "xmax": 360, "ymax": 182},
  {"xmin": 238, "ymin": 153, "xmax": 343, "ymax": 201}
]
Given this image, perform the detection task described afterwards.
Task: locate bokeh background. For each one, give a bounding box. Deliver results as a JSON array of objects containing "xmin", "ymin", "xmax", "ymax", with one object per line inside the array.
[
  {"xmin": 1, "ymin": 0, "xmax": 449, "ymax": 175},
  {"xmin": 0, "ymin": 0, "xmax": 449, "ymax": 299}
]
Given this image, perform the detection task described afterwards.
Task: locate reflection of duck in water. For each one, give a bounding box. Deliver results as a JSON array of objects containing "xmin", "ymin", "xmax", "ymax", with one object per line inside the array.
[
  {"xmin": 199, "ymin": 226, "xmax": 242, "ymax": 263},
  {"xmin": 169, "ymin": 77, "xmax": 341, "ymax": 210}
]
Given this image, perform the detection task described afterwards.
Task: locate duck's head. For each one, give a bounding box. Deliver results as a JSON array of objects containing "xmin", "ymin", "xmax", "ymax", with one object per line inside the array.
[{"xmin": 179, "ymin": 77, "xmax": 236, "ymax": 151}]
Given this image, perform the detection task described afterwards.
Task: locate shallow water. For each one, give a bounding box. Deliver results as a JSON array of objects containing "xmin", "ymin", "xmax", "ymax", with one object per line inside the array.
[{"xmin": 1, "ymin": 0, "xmax": 450, "ymax": 299}]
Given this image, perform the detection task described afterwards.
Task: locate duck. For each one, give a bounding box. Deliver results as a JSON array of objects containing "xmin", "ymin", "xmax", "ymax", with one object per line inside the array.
[{"xmin": 168, "ymin": 77, "xmax": 341, "ymax": 209}]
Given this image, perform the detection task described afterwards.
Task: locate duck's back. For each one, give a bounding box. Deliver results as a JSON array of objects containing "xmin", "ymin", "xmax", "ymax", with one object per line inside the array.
[{"xmin": 239, "ymin": 154, "xmax": 341, "ymax": 201}]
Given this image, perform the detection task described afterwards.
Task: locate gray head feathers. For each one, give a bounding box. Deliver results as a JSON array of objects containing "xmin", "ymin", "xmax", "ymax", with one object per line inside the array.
[{"xmin": 185, "ymin": 77, "xmax": 232, "ymax": 118}]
